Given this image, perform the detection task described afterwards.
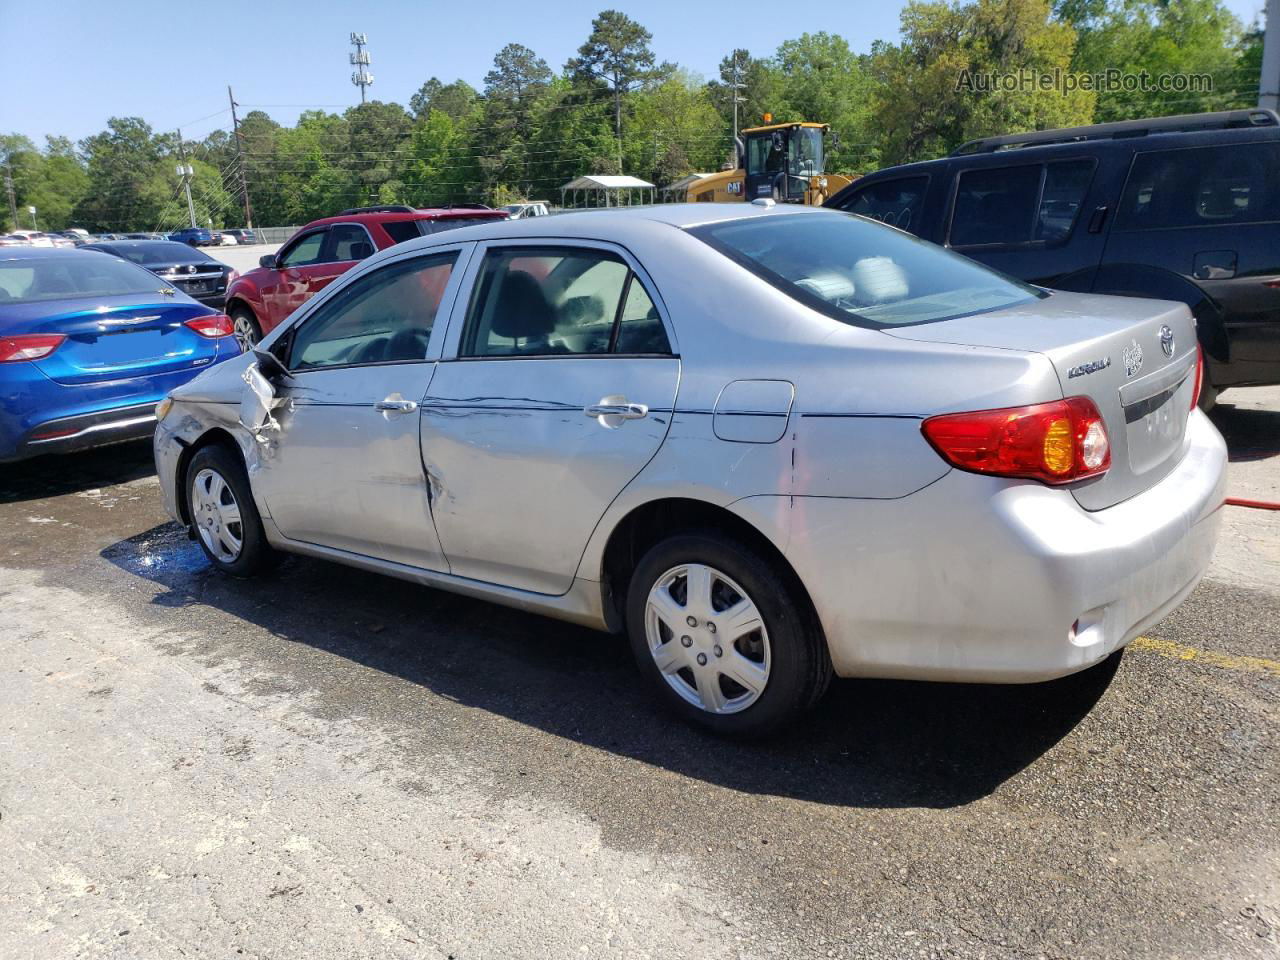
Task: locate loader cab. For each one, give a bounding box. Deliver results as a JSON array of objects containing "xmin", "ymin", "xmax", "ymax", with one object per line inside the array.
[{"xmin": 743, "ymin": 123, "xmax": 827, "ymax": 202}]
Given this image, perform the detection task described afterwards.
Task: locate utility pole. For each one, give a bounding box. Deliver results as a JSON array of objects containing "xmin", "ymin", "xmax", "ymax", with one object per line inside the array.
[
  {"xmin": 1261, "ymin": 0, "xmax": 1280, "ymax": 111},
  {"xmin": 176, "ymin": 130, "xmax": 197, "ymax": 228},
  {"xmin": 228, "ymin": 86, "xmax": 254, "ymax": 228},
  {"xmin": 350, "ymin": 33, "xmax": 374, "ymax": 104},
  {"xmin": 3, "ymin": 159, "xmax": 17, "ymax": 231}
]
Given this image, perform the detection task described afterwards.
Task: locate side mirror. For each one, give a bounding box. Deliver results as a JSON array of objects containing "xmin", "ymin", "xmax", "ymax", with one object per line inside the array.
[
  {"xmin": 239, "ymin": 361, "xmax": 280, "ymax": 435},
  {"xmin": 259, "ymin": 254, "xmax": 277, "ymax": 269},
  {"xmin": 252, "ymin": 347, "xmax": 291, "ymax": 382}
]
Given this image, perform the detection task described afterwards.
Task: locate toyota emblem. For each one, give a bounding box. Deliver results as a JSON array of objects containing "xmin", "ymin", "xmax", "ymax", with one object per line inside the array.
[{"xmin": 1159, "ymin": 324, "xmax": 1175, "ymax": 358}]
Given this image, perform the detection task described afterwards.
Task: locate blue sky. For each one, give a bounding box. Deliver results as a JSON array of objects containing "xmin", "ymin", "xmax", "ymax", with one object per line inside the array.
[{"xmin": 1, "ymin": 0, "xmax": 1268, "ymax": 144}]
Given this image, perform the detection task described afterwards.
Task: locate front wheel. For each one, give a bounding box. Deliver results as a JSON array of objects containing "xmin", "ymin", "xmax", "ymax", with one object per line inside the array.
[
  {"xmin": 228, "ymin": 306, "xmax": 262, "ymax": 351},
  {"xmin": 186, "ymin": 444, "xmax": 275, "ymax": 577},
  {"xmin": 626, "ymin": 532, "xmax": 831, "ymax": 737}
]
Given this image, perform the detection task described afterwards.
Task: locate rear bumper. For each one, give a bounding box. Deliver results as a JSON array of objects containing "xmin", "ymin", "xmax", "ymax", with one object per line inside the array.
[
  {"xmin": 1, "ymin": 403, "xmax": 158, "ymax": 462},
  {"xmin": 786, "ymin": 410, "xmax": 1227, "ymax": 682}
]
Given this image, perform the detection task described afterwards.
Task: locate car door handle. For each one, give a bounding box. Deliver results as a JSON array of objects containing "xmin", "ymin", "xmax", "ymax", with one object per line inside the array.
[
  {"xmin": 374, "ymin": 397, "xmax": 418, "ymax": 414},
  {"xmin": 584, "ymin": 400, "xmax": 648, "ymax": 420}
]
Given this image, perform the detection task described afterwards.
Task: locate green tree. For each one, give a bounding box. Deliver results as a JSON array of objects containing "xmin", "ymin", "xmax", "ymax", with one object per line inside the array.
[
  {"xmin": 775, "ymin": 33, "xmax": 879, "ymax": 170},
  {"xmin": 409, "ymin": 78, "xmax": 479, "ymax": 121},
  {"xmin": 1067, "ymin": 0, "xmax": 1248, "ymax": 121},
  {"xmin": 566, "ymin": 10, "xmax": 658, "ymax": 171},
  {"xmin": 707, "ymin": 49, "xmax": 782, "ymax": 142},
  {"xmin": 872, "ymin": 0, "xmax": 1095, "ymax": 164}
]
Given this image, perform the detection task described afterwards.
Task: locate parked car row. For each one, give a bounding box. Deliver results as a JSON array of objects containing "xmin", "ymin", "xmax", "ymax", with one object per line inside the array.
[{"xmin": 1, "ymin": 227, "xmax": 262, "ymax": 250}]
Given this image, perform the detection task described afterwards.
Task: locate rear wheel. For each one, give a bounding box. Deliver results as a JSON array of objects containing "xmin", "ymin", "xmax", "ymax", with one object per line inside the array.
[
  {"xmin": 186, "ymin": 444, "xmax": 274, "ymax": 577},
  {"xmin": 626, "ymin": 532, "xmax": 831, "ymax": 737},
  {"xmin": 228, "ymin": 305, "xmax": 262, "ymax": 351}
]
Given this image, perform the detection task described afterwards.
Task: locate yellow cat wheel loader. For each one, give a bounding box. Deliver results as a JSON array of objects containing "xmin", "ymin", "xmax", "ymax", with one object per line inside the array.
[{"xmin": 683, "ymin": 121, "xmax": 856, "ymax": 205}]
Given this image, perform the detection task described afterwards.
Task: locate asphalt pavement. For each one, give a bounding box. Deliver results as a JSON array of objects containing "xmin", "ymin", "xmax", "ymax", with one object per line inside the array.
[{"xmin": 0, "ymin": 385, "xmax": 1276, "ymax": 959}]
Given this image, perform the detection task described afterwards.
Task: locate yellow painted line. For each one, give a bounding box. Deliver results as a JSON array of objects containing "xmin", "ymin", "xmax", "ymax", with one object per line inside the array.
[{"xmin": 1131, "ymin": 636, "xmax": 1280, "ymax": 676}]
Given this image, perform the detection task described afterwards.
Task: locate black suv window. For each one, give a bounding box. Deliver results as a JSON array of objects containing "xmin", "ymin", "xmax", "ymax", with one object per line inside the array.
[
  {"xmin": 949, "ymin": 159, "xmax": 1094, "ymax": 248},
  {"xmin": 1117, "ymin": 142, "xmax": 1280, "ymax": 230},
  {"xmin": 383, "ymin": 220, "xmax": 423, "ymax": 244},
  {"xmin": 325, "ymin": 224, "xmax": 374, "ymax": 263},
  {"xmin": 839, "ymin": 176, "xmax": 929, "ymax": 233}
]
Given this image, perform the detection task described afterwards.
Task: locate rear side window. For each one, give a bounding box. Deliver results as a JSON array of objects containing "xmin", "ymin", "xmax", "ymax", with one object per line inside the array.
[
  {"xmin": 949, "ymin": 160, "xmax": 1094, "ymax": 247},
  {"xmin": 383, "ymin": 220, "xmax": 423, "ymax": 244},
  {"xmin": 461, "ymin": 246, "xmax": 671, "ymax": 357},
  {"xmin": 1117, "ymin": 142, "xmax": 1280, "ymax": 230},
  {"xmin": 838, "ymin": 176, "xmax": 929, "ymax": 234},
  {"xmin": 424, "ymin": 216, "xmax": 501, "ymax": 235}
]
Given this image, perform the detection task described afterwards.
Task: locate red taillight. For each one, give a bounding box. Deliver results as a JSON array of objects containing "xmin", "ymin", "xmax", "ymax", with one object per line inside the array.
[
  {"xmin": 1190, "ymin": 343, "xmax": 1204, "ymax": 410},
  {"xmin": 183, "ymin": 314, "xmax": 235, "ymax": 339},
  {"xmin": 0, "ymin": 333, "xmax": 66, "ymax": 363},
  {"xmin": 922, "ymin": 397, "xmax": 1111, "ymax": 485}
]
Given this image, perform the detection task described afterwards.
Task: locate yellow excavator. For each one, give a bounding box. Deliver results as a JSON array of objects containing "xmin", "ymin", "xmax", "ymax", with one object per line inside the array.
[{"xmin": 681, "ymin": 119, "xmax": 856, "ymax": 205}]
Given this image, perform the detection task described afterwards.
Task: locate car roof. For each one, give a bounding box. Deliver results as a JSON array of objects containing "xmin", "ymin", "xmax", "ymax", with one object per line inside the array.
[
  {"xmin": 369, "ymin": 202, "xmax": 831, "ymax": 256},
  {"xmin": 1, "ymin": 246, "xmax": 119, "ymax": 262},
  {"xmin": 300, "ymin": 208, "xmax": 510, "ymax": 231}
]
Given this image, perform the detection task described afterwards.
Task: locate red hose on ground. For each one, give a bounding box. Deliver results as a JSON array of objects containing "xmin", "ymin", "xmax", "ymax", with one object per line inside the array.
[{"xmin": 1226, "ymin": 497, "xmax": 1280, "ymax": 511}]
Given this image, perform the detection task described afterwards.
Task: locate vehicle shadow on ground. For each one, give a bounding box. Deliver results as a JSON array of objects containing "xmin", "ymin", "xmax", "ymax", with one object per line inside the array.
[
  {"xmin": 1210, "ymin": 399, "xmax": 1280, "ymax": 463},
  {"xmin": 0, "ymin": 441, "xmax": 155, "ymax": 504},
  {"xmin": 104, "ymin": 523, "xmax": 1121, "ymax": 810}
]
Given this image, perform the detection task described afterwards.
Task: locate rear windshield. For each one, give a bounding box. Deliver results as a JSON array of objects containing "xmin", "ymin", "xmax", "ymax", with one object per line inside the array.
[
  {"xmin": 690, "ymin": 212, "xmax": 1043, "ymax": 328},
  {"xmin": 0, "ymin": 255, "xmax": 166, "ymax": 304}
]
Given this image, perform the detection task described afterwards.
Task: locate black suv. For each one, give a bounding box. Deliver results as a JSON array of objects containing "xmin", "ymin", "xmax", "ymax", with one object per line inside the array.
[{"xmin": 826, "ymin": 109, "xmax": 1280, "ymax": 406}]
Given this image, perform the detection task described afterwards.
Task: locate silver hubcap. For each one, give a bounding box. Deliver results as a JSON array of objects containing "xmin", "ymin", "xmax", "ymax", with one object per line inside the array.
[
  {"xmin": 232, "ymin": 315, "xmax": 257, "ymax": 350},
  {"xmin": 644, "ymin": 563, "xmax": 771, "ymax": 715},
  {"xmin": 191, "ymin": 468, "xmax": 243, "ymax": 564}
]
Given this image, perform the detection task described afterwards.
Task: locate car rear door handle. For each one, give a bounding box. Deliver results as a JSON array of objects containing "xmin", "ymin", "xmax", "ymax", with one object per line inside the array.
[
  {"xmin": 375, "ymin": 396, "xmax": 418, "ymax": 414},
  {"xmin": 1087, "ymin": 205, "xmax": 1109, "ymax": 234},
  {"xmin": 584, "ymin": 401, "xmax": 648, "ymax": 419},
  {"xmin": 584, "ymin": 396, "xmax": 648, "ymax": 427}
]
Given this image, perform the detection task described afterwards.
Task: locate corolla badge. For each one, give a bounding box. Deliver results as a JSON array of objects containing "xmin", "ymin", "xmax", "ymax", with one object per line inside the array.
[
  {"xmin": 1159, "ymin": 324, "xmax": 1175, "ymax": 358},
  {"xmin": 1067, "ymin": 356, "xmax": 1111, "ymax": 378},
  {"xmin": 1122, "ymin": 338, "xmax": 1144, "ymax": 378}
]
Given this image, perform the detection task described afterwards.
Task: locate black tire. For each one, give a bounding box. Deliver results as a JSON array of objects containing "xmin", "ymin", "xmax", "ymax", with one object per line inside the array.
[
  {"xmin": 625, "ymin": 531, "xmax": 831, "ymax": 737},
  {"xmin": 185, "ymin": 444, "xmax": 275, "ymax": 577},
  {"xmin": 228, "ymin": 304, "xmax": 262, "ymax": 351}
]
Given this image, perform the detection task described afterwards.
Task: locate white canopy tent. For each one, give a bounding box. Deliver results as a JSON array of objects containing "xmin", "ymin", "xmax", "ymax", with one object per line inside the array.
[
  {"xmin": 659, "ymin": 172, "xmax": 714, "ymax": 201},
  {"xmin": 560, "ymin": 175, "xmax": 656, "ymax": 208}
]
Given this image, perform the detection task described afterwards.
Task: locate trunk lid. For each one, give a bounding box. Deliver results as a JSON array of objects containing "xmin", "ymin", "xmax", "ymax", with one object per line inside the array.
[
  {"xmin": 7, "ymin": 295, "xmax": 225, "ymax": 386},
  {"xmin": 887, "ymin": 290, "xmax": 1198, "ymax": 510}
]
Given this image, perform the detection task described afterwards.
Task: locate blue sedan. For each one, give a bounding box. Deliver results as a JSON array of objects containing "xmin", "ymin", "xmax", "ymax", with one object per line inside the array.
[{"xmin": 0, "ymin": 247, "xmax": 242, "ymax": 462}]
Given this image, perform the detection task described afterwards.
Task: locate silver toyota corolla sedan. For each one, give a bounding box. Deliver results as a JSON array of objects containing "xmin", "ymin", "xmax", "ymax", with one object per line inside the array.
[{"xmin": 153, "ymin": 203, "xmax": 1227, "ymax": 736}]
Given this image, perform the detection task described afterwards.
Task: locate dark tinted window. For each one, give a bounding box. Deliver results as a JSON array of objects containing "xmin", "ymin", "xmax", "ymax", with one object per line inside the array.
[
  {"xmin": 290, "ymin": 252, "xmax": 458, "ymax": 369},
  {"xmin": 383, "ymin": 220, "xmax": 423, "ymax": 244},
  {"xmin": 1117, "ymin": 142, "xmax": 1280, "ymax": 230},
  {"xmin": 840, "ymin": 176, "xmax": 929, "ymax": 234},
  {"xmin": 1036, "ymin": 160, "xmax": 1094, "ymax": 241},
  {"xmin": 423, "ymin": 216, "xmax": 501, "ymax": 234},
  {"xmin": 950, "ymin": 165, "xmax": 1042, "ymax": 246},
  {"xmin": 950, "ymin": 160, "xmax": 1094, "ymax": 247},
  {"xmin": 462, "ymin": 247, "xmax": 670, "ymax": 357}
]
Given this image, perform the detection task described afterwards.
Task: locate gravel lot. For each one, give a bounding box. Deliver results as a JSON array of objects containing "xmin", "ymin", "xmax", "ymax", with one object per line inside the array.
[{"xmin": 1, "ymin": 383, "xmax": 1276, "ymax": 959}]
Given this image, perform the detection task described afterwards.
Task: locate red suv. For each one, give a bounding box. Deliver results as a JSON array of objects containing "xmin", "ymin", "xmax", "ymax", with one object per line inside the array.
[{"xmin": 223, "ymin": 205, "xmax": 508, "ymax": 347}]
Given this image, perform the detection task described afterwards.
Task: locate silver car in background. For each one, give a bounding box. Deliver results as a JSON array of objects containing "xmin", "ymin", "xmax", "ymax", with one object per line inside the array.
[{"xmin": 153, "ymin": 203, "xmax": 1226, "ymax": 736}]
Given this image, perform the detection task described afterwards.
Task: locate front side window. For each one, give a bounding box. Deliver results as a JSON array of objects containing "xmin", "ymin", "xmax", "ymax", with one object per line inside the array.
[
  {"xmin": 326, "ymin": 224, "xmax": 373, "ymax": 263},
  {"xmin": 288, "ymin": 251, "xmax": 458, "ymax": 370},
  {"xmin": 950, "ymin": 160, "xmax": 1094, "ymax": 247},
  {"xmin": 280, "ymin": 231, "xmax": 326, "ymax": 268},
  {"xmin": 461, "ymin": 246, "xmax": 671, "ymax": 357},
  {"xmin": 1117, "ymin": 142, "xmax": 1280, "ymax": 230},
  {"xmin": 840, "ymin": 176, "xmax": 929, "ymax": 234},
  {"xmin": 692, "ymin": 213, "xmax": 1042, "ymax": 329}
]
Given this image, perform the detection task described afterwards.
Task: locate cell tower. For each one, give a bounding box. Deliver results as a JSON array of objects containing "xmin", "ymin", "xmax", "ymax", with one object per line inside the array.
[{"xmin": 350, "ymin": 33, "xmax": 373, "ymax": 104}]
